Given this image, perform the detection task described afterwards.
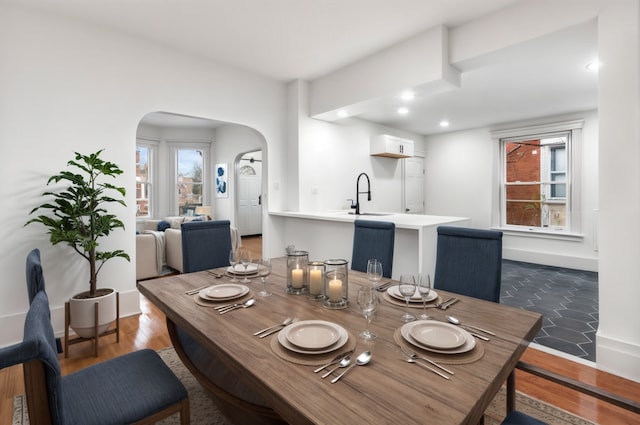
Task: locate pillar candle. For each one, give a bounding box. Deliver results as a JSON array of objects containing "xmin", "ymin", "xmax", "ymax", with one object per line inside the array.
[
  {"xmin": 309, "ymin": 269, "xmax": 322, "ymax": 295},
  {"xmin": 328, "ymin": 279, "xmax": 342, "ymax": 302},
  {"xmin": 292, "ymin": 268, "xmax": 304, "ymax": 288}
]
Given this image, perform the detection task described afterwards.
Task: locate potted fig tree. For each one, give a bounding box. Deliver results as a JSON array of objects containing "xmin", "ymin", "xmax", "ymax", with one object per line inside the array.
[{"xmin": 26, "ymin": 149, "xmax": 130, "ymax": 338}]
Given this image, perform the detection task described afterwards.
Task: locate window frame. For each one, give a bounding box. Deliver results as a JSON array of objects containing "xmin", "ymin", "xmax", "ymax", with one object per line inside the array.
[
  {"xmin": 135, "ymin": 140, "xmax": 158, "ymax": 220},
  {"xmin": 168, "ymin": 141, "xmax": 211, "ymax": 216},
  {"xmin": 491, "ymin": 120, "xmax": 584, "ymax": 238}
]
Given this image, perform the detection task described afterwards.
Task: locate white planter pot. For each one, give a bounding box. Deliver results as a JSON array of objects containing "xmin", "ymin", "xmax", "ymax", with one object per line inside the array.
[{"xmin": 69, "ymin": 288, "xmax": 117, "ymax": 338}]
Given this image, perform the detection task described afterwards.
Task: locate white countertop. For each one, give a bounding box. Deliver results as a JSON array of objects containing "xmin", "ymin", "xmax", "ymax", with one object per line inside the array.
[{"xmin": 270, "ymin": 210, "xmax": 470, "ymax": 230}]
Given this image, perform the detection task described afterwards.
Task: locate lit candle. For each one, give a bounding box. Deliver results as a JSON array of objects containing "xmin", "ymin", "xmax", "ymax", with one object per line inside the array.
[
  {"xmin": 309, "ymin": 269, "xmax": 322, "ymax": 295},
  {"xmin": 328, "ymin": 279, "xmax": 342, "ymax": 303},
  {"xmin": 292, "ymin": 268, "xmax": 304, "ymax": 288}
]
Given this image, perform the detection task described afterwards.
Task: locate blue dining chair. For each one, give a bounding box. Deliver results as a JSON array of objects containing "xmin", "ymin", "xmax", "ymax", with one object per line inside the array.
[
  {"xmin": 351, "ymin": 219, "xmax": 395, "ymax": 278},
  {"xmin": 181, "ymin": 220, "xmax": 233, "ymax": 273},
  {"xmin": 0, "ymin": 290, "xmax": 190, "ymax": 425},
  {"xmin": 26, "ymin": 248, "xmax": 63, "ymax": 354},
  {"xmin": 433, "ymin": 225, "xmax": 503, "ymax": 302},
  {"xmin": 25, "ymin": 248, "xmax": 46, "ymax": 305}
]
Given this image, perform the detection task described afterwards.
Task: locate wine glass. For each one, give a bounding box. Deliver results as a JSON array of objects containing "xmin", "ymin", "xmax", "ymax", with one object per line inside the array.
[
  {"xmin": 398, "ymin": 274, "xmax": 417, "ymax": 322},
  {"xmin": 257, "ymin": 258, "xmax": 272, "ymax": 297},
  {"xmin": 238, "ymin": 248, "xmax": 252, "ymax": 283},
  {"xmin": 228, "ymin": 249, "xmax": 239, "ymax": 282},
  {"xmin": 417, "ymin": 273, "xmax": 432, "ymax": 320},
  {"xmin": 357, "ymin": 286, "xmax": 378, "ymax": 340},
  {"xmin": 367, "ymin": 259, "xmax": 383, "ymax": 288}
]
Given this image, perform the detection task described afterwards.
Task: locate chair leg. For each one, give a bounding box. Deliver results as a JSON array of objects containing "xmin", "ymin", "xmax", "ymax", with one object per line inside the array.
[
  {"xmin": 506, "ymin": 370, "xmax": 516, "ymax": 413},
  {"xmin": 180, "ymin": 398, "xmax": 191, "ymax": 425},
  {"xmin": 64, "ymin": 302, "xmax": 70, "ymax": 358}
]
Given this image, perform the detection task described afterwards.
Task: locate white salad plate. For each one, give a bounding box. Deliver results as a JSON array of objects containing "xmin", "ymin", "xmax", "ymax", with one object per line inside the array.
[
  {"xmin": 199, "ymin": 284, "xmax": 249, "ymax": 301},
  {"xmin": 401, "ymin": 320, "xmax": 476, "ymax": 354},
  {"xmin": 227, "ymin": 264, "xmax": 258, "ymax": 275},
  {"xmin": 278, "ymin": 320, "xmax": 348, "ymax": 354},
  {"xmin": 387, "ymin": 286, "xmax": 438, "ymax": 303}
]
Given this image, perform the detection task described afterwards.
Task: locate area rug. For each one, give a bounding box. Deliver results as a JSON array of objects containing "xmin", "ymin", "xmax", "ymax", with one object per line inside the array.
[{"xmin": 12, "ymin": 347, "xmax": 594, "ymax": 425}]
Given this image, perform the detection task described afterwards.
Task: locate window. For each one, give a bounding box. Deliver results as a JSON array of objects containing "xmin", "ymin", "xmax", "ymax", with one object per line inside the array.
[
  {"xmin": 176, "ymin": 148, "xmax": 204, "ymax": 216},
  {"xmin": 493, "ymin": 120, "xmax": 583, "ymax": 235},
  {"xmin": 135, "ymin": 145, "xmax": 153, "ymax": 218}
]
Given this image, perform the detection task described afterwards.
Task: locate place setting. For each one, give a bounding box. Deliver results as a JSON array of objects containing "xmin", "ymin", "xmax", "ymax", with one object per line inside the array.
[
  {"xmin": 191, "ymin": 282, "xmax": 254, "ymax": 309},
  {"xmin": 266, "ymin": 318, "xmax": 357, "ymax": 366}
]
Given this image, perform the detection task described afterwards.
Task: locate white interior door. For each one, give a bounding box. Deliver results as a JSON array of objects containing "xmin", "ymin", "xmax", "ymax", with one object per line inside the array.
[
  {"xmin": 403, "ymin": 156, "xmax": 425, "ymax": 214},
  {"xmin": 238, "ymin": 171, "xmax": 262, "ymax": 236}
]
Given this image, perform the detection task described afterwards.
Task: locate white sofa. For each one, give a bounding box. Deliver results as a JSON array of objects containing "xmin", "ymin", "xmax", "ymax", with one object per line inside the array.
[{"xmin": 136, "ymin": 216, "xmax": 240, "ymax": 281}]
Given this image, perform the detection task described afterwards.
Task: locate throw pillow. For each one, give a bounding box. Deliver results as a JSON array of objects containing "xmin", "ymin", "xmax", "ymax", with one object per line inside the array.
[{"xmin": 157, "ymin": 220, "xmax": 171, "ymax": 232}]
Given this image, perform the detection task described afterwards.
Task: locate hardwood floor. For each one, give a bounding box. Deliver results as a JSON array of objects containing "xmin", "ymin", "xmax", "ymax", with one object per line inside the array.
[{"xmin": 2, "ymin": 235, "xmax": 639, "ymax": 425}]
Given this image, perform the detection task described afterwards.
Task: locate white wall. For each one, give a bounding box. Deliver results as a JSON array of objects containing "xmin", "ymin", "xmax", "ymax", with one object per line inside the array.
[
  {"xmin": 0, "ymin": 4, "xmax": 286, "ymax": 345},
  {"xmin": 425, "ymin": 111, "xmax": 599, "ymax": 271},
  {"xmin": 291, "ymin": 80, "xmax": 427, "ymax": 214}
]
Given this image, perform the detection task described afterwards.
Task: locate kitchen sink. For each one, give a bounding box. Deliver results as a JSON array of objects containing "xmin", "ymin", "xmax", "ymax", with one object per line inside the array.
[{"xmin": 347, "ymin": 212, "xmax": 392, "ymax": 216}]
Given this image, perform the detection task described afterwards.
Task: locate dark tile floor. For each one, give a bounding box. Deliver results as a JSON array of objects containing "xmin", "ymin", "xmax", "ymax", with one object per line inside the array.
[{"xmin": 500, "ymin": 260, "xmax": 599, "ymax": 362}]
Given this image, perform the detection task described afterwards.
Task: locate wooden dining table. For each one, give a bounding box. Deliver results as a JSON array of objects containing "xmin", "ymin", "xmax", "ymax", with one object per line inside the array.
[{"xmin": 138, "ymin": 257, "xmax": 541, "ymax": 425}]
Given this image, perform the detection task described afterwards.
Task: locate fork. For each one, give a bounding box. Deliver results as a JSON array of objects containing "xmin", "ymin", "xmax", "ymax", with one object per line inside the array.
[
  {"xmin": 402, "ymin": 355, "xmax": 450, "ymax": 379},
  {"xmin": 423, "ymin": 297, "xmax": 454, "ymax": 309},
  {"xmin": 253, "ymin": 317, "xmax": 297, "ymax": 338},
  {"xmin": 185, "ymin": 285, "xmax": 210, "ymax": 295},
  {"xmin": 402, "ymin": 348, "xmax": 454, "ymax": 375}
]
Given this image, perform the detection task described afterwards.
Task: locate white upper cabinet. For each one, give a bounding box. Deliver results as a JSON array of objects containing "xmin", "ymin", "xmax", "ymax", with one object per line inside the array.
[{"xmin": 370, "ymin": 134, "xmax": 414, "ymax": 158}]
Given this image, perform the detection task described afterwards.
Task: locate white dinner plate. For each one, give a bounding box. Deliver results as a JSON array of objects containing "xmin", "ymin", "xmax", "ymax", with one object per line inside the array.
[
  {"xmin": 408, "ymin": 321, "xmax": 466, "ymax": 350},
  {"xmin": 227, "ymin": 264, "xmax": 258, "ymax": 275},
  {"xmin": 278, "ymin": 321, "xmax": 348, "ymax": 354},
  {"xmin": 401, "ymin": 320, "xmax": 476, "ymax": 354},
  {"xmin": 285, "ymin": 321, "xmax": 341, "ymax": 350},
  {"xmin": 199, "ymin": 284, "xmax": 249, "ymax": 301},
  {"xmin": 387, "ymin": 286, "xmax": 438, "ymax": 303}
]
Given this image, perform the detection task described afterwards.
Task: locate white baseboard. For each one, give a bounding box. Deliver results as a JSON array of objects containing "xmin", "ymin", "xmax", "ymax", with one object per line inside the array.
[
  {"xmin": 0, "ymin": 290, "xmax": 142, "ymax": 348},
  {"xmin": 503, "ymin": 248, "xmax": 598, "ymax": 272},
  {"xmin": 596, "ymin": 333, "xmax": 640, "ymax": 384}
]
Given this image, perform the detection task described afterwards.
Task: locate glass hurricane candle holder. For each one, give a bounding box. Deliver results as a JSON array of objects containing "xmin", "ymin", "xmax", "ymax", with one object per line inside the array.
[
  {"xmin": 286, "ymin": 250, "xmax": 308, "ymax": 295},
  {"xmin": 308, "ymin": 261, "xmax": 325, "ymax": 300},
  {"xmin": 322, "ymin": 259, "xmax": 349, "ymax": 309}
]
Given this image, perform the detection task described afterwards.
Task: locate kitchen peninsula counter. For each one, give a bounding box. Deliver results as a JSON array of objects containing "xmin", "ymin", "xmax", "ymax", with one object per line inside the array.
[{"xmin": 270, "ymin": 211, "xmax": 471, "ymax": 279}]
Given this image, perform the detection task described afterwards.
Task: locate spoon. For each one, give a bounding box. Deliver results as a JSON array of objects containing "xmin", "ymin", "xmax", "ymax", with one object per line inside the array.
[
  {"xmin": 219, "ymin": 298, "xmax": 256, "ymax": 314},
  {"xmin": 402, "ymin": 355, "xmax": 449, "ymax": 380},
  {"xmin": 331, "ymin": 351, "xmax": 372, "ymax": 383},
  {"xmin": 446, "ymin": 315, "xmax": 495, "ymax": 336},
  {"xmin": 321, "ymin": 356, "xmax": 351, "ymax": 378}
]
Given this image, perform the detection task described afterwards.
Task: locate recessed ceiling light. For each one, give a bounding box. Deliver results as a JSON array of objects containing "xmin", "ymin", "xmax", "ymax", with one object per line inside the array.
[
  {"xmin": 397, "ymin": 107, "xmax": 409, "ymax": 115},
  {"xmin": 400, "ymin": 91, "xmax": 415, "ymax": 101},
  {"xmin": 337, "ymin": 110, "xmax": 349, "ymax": 118},
  {"xmin": 586, "ymin": 60, "xmax": 601, "ymax": 72},
  {"xmin": 439, "ymin": 120, "xmax": 449, "ymax": 127}
]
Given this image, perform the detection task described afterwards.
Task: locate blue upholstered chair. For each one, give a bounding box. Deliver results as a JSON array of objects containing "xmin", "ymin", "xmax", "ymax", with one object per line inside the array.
[
  {"xmin": 25, "ymin": 248, "xmax": 46, "ymax": 305},
  {"xmin": 351, "ymin": 220, "xmax": 395, "ymax": 278},
  {"xmin": 433, "ymin": 225, "xmax": 503, "ymax": 302},
  {"xmin": 26, "ymin": 248, "xmax": 63, "ymax": 354},
  {"xmin": 181, "ymin": 220, "xmax": 233, "ymax": 273},
  {"xmin": 0, "ymin": 291, "xmax": 189, "ymax": 425},
  {"xmin": 501, "ymin": 410, "xmax": 547, "ymax": 424}
]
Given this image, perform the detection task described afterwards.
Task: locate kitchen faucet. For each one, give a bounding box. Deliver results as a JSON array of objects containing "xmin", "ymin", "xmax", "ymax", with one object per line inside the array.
[{"xmin": 352, "ymin": 172, "xmax": 371, "ymax": 215}]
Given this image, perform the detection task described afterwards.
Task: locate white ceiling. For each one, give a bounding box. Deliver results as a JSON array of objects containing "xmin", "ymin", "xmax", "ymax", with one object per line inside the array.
[{"xmin": 7, "ymin": 0, "xmax": 598, "ymax": 136}]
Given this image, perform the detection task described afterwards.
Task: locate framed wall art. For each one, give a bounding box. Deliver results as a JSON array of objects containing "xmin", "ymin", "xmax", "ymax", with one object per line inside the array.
[{"xmin": 215, "ymin": 163, "xmax": 228, "ymax": 198}]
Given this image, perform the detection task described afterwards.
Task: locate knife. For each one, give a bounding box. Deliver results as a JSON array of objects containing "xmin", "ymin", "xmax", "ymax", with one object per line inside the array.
[{"xmin": 313, "ymin": 349, "xmax": 354, "ymax": 373}]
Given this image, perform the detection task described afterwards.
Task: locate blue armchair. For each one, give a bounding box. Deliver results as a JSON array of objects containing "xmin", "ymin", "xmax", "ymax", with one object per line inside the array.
[
  {"xmin": 351, "ymin": 220, "xmax": 395, "ymax": 278},
  {"xmin": 181, "ymin": 220, "xmax": 233, "ymax": 273},
  {"xmin": 433, "ymin": 225, "xmax": 503, "ymax": 302},
  {"xmin": 0, "ymin": 291, "xmax": 189, "ymax": 425}
]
